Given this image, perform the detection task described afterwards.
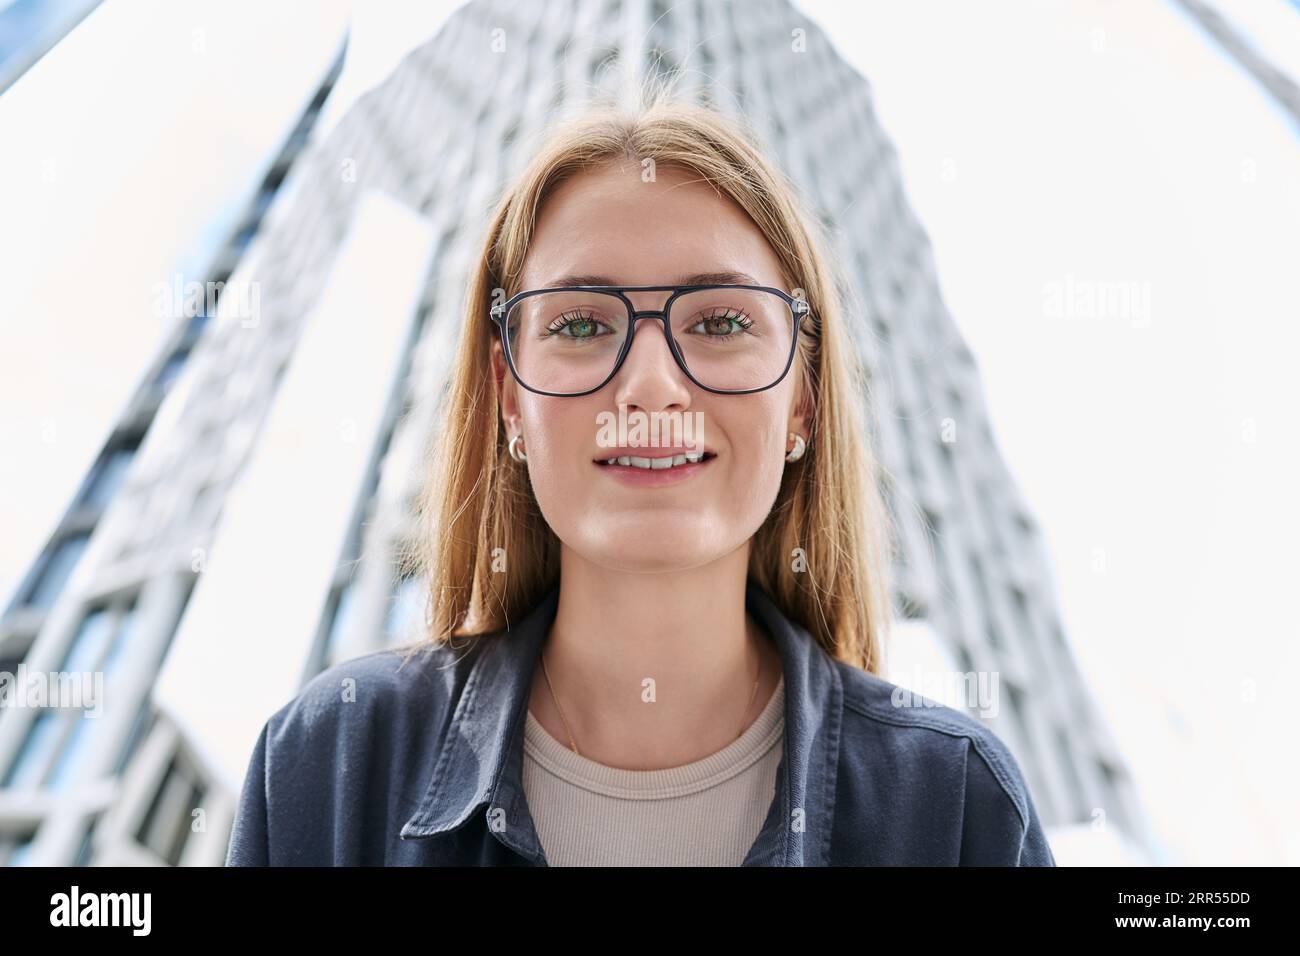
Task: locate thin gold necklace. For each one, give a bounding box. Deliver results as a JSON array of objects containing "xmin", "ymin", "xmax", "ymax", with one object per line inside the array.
[{"xmin": 538, "ymin": 640, "xmax": 763, "ymax": 759}]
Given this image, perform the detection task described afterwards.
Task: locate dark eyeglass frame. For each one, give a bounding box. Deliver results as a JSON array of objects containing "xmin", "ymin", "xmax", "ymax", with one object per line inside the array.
[{"xmin": 489, "ymin": 283, "xmax": 811, "ymax": 397}]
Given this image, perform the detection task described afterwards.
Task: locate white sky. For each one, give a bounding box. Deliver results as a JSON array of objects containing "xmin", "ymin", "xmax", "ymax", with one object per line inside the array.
[{"xmin": 1, "ymin": 0, "xmax": 1296, "ymax": 864}]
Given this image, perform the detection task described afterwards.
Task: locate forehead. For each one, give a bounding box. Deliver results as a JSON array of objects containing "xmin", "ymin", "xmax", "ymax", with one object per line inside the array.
[{"xmin": 519, "ymin": 161, "xmax": 790, "ymax": 291}]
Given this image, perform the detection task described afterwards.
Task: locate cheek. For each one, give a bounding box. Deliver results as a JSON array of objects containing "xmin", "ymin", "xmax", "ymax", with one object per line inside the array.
[
  {"xmin": 722, "ymin": 400, "xmax": 789, "ymax": 503},
  {"xmin": 518, "ymin": 396, "xmax": 595, "ymax": 509}
]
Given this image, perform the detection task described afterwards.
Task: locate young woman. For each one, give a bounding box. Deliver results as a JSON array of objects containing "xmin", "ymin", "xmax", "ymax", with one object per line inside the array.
[{"xmin": 226, "ymin": 94, "xmax": 1055, "ymax": 867}]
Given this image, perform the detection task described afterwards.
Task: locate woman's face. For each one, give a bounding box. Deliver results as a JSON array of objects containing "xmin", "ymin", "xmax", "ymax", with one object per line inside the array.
[{"xmin": 493, "ymin": 160, "xmax": 808, "ymax": 573}]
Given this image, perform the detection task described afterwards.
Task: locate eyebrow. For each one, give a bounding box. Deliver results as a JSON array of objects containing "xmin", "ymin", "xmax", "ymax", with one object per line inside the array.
[{"xmin": 542, "ymin": 271, "xmax": 762, "ymax": 288}]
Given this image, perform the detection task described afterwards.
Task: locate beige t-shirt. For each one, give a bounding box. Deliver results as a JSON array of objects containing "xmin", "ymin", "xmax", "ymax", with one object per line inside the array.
[{"xmin": 521, "ymin": 674, "xmax": 785, "ymax": 866}]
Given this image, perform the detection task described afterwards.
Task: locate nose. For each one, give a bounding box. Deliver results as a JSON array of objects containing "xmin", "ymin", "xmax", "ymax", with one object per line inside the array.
[{"xmin": 611, "ymin": 313, "xmax": 691, "ymax": 409}]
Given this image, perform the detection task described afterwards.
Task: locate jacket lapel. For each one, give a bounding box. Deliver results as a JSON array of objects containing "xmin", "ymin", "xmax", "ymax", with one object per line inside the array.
[
  {"xmin": 398, "ymin": 584, "xmax": 557, "ymax": 855},
  {"xmin": 399, "ymin": 578, "xmax": 843, "ymax": 867},
  {"xmin": 740, "ymin": 579, "xmax": 843, "ymax": 866}
]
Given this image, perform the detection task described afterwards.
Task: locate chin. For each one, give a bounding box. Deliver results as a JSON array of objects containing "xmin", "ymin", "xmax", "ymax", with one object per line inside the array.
[{"xmin": 569, "ymin": 516, "xmax": 734, "ymax": 572}]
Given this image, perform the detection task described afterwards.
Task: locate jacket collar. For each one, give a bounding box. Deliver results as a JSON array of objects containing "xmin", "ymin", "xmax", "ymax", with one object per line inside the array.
[{"xmin": 399, "ymin": 577, "xmax": 844, "ymax": 865}]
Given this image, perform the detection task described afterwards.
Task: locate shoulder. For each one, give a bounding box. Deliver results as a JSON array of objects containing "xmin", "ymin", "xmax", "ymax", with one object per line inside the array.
[
  {"xmin": 226, "ymin": 638, "xmax": 484, "ymax": 865},
  {"xmin": 834, "ymin": 662, "xmax": 1031, "ymax": 821},
  {"xmin": 262, "ymin": 639, "xmax": 479, "ymax": 752},
  {"xmin": 832, "ymin": 660, "xmax": 1054, "ymax": 864}
]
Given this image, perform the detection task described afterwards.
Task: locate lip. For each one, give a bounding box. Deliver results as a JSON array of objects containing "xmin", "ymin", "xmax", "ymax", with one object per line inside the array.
[{"xmin": 593, "ymin": 448, "xmax": 717, "ymax": 486}]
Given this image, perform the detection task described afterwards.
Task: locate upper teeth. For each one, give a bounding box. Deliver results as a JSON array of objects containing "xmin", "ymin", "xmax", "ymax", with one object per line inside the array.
[{"xmin": 604, "ymin": 452, "xmax": 706, "ymax": 469}]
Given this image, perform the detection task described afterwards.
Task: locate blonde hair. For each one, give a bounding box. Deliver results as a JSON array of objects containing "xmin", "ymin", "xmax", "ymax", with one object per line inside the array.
[{"xmin": 399, "ymin": 91, "xmax": 897, "ymax": 673}]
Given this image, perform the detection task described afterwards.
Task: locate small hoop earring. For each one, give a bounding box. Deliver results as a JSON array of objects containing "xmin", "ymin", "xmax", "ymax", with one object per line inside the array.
[
  {"xmin": 785, "ymin": 432, "xmax": 806, "ymax": 463},
  {"xmin": 508, "ymin": 434, "xmax": 527, "ymax": 462}
]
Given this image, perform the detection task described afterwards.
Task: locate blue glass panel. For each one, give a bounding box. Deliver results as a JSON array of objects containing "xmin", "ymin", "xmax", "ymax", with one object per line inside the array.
[
  {"xmin": 60, "ymin": 606, "xmax": 115, "ymax": 673},
  {"xmin": 25, "ymin": 533, "xmax": 89, "ymax": 610},
  {"xmin": 81, "ymin": 447, "xmax": 134, "ymax": 510},
  {"xmin": 98, "ymin": 599, "xmax": 143, "ymax": 678},
  {"xmin": 2, "ymin": 708, "xmax": 62, "ymax": 788},
  {"xmin": 46, "ymin": 707, "xmax": 103, "ymax": 790}
]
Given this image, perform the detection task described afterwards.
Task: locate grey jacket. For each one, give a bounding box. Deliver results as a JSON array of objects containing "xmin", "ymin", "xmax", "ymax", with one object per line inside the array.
[{"xmin": 226, "ymin": 578, "xmax": 1056, "ymax": 866}]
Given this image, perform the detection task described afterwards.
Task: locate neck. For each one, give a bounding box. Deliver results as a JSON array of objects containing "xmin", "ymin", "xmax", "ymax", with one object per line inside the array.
[{"xmin": 528, "ymin": 546, "xmax": 782, "ymax": 770}]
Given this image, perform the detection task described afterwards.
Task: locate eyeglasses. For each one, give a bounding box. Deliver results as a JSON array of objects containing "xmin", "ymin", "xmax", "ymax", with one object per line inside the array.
[{"xmin": 489, "ymin": 284, "xmax": 811, "ymax": 396}]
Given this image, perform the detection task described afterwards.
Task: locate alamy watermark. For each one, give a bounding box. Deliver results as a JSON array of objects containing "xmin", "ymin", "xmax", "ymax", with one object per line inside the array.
[
  {"xmin": 152, "ymin": 273, "xmax": 262, "ymax": 328},
  {"xmin": 0, "ymin": 665, "xmax": 103, "ymax": 716},
  {"xmin": 50, "ymin": 886, "xmax": 150, "ymax": 935},
  {"xmin": 596, "ymin": 403, "xmax": 705, "ymax": 455},
  {"xmin": 1042, "ymin": 274, "xmax": 1151, "ymax": 329},
  {"xmin": 890, "ymin": 667, "xmax": 999, "ymax": 718}
]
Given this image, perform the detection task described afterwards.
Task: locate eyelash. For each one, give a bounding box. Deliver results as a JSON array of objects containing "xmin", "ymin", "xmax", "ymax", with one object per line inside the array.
[
  {"xmin": 693, "ymin": 309, "xmax": 755, "ymax": 335},
  {"xmin": 541, "ymin": 309, "xmax": 755, "ymax": 337},
  {"xmin": 543, "ymin": 310, "xmax": 610, "ymax": 337}
]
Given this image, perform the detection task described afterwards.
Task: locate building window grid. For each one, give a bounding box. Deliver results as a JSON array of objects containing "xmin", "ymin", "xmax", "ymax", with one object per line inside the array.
[{"xmin": 1, "ymin": 593, "xmax": 140, "ymax": 790}]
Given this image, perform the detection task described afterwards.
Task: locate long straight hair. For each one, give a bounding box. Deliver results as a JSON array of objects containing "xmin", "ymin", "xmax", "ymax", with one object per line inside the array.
[{"xmin": 399, "ymin": 91, "xmax": 897, "ymax": 673}]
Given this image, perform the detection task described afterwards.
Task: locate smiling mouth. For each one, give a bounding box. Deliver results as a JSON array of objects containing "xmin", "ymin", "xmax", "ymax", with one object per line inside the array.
[{"xmin": 594, "ymin": 451, "xmax": 717, "ymax": 470}]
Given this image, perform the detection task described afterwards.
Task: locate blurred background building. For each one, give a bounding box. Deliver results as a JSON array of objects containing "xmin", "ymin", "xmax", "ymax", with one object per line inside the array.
[
  {"xmin": 0, "ymin": 0, "xmax": 100, "ymax": 94},
  {"xmin": 2, "ymin": 0, "xmax": 1296, "ymax": 866}
]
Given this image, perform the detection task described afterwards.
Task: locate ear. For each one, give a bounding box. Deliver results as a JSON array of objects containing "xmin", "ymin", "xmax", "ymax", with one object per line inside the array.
[{"xmin": 491, "ymin": 339, "xmax": 522, "ymax": 437}]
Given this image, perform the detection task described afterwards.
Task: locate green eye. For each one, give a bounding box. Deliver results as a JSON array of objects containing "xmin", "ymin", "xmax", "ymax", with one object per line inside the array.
[
  {"xmin": 545, "ymin": 311, "xmax": 608, "ymax": 338},
  {"xmin": 688, "ymin": 310, "xmax": 755, "ymax": 336}
]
